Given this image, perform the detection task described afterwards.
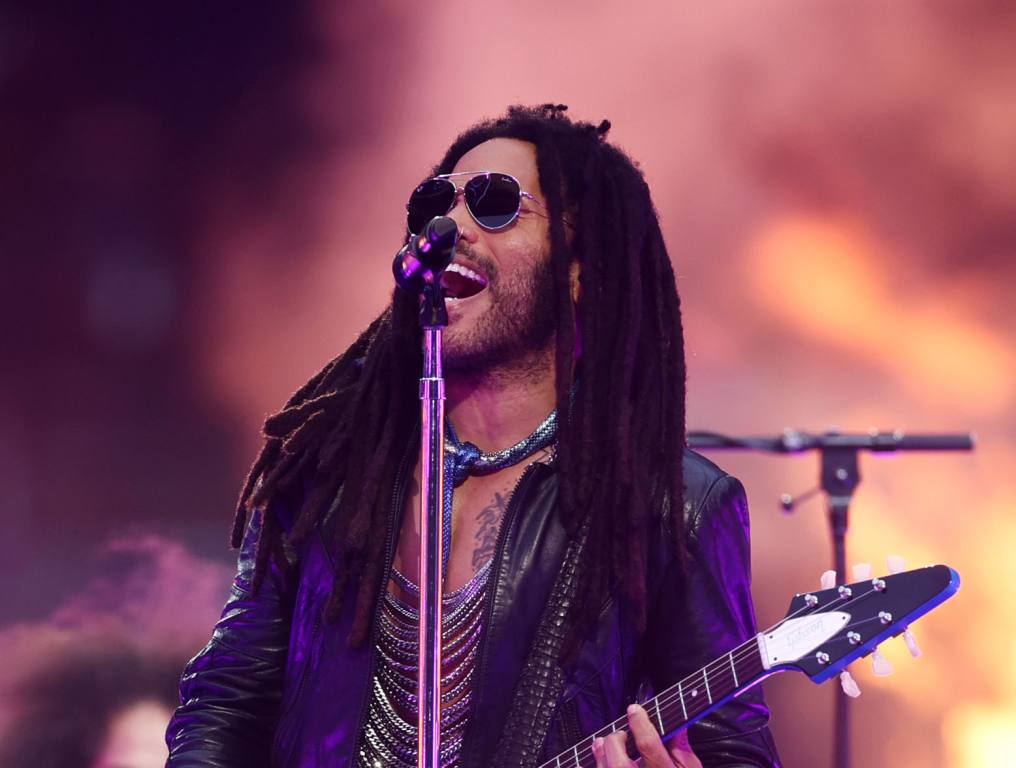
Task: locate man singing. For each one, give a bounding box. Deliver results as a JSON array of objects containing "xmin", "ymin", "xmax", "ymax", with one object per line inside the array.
[{"xmin": 166, "ymin": 104, "xmax": 782, "ymax": 768}]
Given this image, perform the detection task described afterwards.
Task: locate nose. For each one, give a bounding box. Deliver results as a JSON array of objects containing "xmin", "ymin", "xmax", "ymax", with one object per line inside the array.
[{"xmin": 446, "ymin": 189, "xmax": 479, "ymax": 245}]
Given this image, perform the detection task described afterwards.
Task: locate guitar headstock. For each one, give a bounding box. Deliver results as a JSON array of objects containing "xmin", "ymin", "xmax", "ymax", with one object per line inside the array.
[{"xmin": 760, "ymin": 564, "xmax": 959, "ymax": 684}]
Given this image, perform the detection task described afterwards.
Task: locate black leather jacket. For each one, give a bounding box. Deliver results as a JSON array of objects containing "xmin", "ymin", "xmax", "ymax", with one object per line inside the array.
[{"xmin": 166, "ymin": 448, "xmax": 781, "ymax": 767}]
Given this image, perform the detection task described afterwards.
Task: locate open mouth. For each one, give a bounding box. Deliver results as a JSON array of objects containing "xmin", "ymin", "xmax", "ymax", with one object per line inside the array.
[{"xmin": 441, "ymin": 261, "xmax": 488, "ymax": 301}]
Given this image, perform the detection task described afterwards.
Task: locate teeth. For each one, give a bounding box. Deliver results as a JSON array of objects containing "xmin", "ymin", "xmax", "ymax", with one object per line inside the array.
[{"xmin": 445, "ymin": 262, "xmax": 487, "ymax": 285}]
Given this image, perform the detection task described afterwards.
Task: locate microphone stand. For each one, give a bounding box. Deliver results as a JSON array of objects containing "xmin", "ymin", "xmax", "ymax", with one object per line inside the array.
[
  {"xmin": 686, "ymin": 428, "xmax": 974, "ymax": 768},
  {"xmin": 417, "ymin": 281, "xmax": 447, "ymax": 768},
  {"xmin": 393, "ymin": 215, "xmax": 459, "ymax": 768}
]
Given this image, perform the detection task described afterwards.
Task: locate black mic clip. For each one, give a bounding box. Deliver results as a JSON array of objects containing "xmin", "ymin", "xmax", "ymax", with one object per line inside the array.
[
  {"xmin": 392, "ymin": 216, "xmax": 459, "ymax": 330},
  {"xmin": 392, "ymin": 216, "xmax": 458, "ymax": 295}
]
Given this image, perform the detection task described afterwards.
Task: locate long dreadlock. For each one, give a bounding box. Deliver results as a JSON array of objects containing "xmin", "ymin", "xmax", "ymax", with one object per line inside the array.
[{"xmin": 230, "ymin": 104, "xmax": 687, "ymax": 651}]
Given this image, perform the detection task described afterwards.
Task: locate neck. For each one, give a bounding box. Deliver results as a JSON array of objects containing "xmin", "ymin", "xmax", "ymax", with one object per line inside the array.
[{"xmin": 445, "ymin": 344, "xmax": 556, "ymax": 453}]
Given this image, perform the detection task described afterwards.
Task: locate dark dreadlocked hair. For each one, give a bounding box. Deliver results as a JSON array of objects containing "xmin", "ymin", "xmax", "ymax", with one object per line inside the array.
[{"xmin": 231, "ymin": 103, "xmax": 687, "ymax": 650}]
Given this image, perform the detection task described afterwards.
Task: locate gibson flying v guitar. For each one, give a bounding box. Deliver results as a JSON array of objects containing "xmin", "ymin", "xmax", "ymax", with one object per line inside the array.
[{"xmin": 539, "ymin": 561, "xmax": 960, "ymax": 768}]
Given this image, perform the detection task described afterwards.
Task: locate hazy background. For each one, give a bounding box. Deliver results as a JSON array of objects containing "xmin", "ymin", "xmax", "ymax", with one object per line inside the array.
[{"xmin": 2, "ymin": 2, "xmax": 1014, "ymax": 765}]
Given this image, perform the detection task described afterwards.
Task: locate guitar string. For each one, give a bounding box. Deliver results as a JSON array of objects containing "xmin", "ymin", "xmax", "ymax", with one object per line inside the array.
[{"xmin": 544, "ymin": 579, "xmax": 898, "ymax": 768}]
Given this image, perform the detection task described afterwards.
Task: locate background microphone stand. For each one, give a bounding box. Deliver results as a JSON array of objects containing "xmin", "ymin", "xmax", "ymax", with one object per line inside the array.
[
  {"xmin": 687, "ymin": 428, "xmax": 974, "ymax": 768},
  {"xmin": 393, "ymin": 216, "xmax": 459, "ymax": 768}
]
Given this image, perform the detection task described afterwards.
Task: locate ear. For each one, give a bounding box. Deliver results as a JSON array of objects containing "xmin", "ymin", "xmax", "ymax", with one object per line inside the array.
[{"xmin": 569, "ymin": 260, "xmax": 581, "ymax": 304}]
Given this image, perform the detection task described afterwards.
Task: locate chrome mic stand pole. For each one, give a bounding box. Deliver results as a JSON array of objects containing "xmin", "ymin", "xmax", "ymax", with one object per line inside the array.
[
  {"xmin": 392, "ymin": 215, "xmax": 459, "ymax": 768},
  {"xmin": 418, "ymin": 281, "xmax": 446, "ymax": 768}
]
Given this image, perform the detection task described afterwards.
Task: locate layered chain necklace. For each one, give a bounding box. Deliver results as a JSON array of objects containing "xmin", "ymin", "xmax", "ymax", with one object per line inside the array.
[{"xmin": 358, "ymin": 410, "xmax": 558, "ymax": 768}]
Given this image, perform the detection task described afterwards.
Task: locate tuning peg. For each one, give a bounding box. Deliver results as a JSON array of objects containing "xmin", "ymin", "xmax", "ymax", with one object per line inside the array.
[
  {"xmin": 839, "ymin": 670, "xmax": 861, "ymax": 698},
  {"xmin": 851, "ymin": 563, "xmax": 872, "ymax": 580},
  {"xmin": 820, "ymin": 570, "xmax": 837, "ymax": 590},
  {"xmin": 872, "ymin": 648, "xmax": 893, "ymax": 677},
  {"xmin": 902, "ymin": 628, "xmax": 922, "ymax": 658},
  {"xmin": 887, "ymin": 555, "xmax": 906, "ymax": 574}
]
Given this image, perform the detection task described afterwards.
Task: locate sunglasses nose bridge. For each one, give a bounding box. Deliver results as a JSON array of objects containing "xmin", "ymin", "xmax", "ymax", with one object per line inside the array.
[{"xmin": 443, "ymin": 186, "xmax": 477, "ymax": 234}]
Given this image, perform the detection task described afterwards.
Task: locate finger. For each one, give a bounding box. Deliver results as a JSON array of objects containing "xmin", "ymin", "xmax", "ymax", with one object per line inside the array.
[
  {"xmin": 603, "ymin": 730, "xmax": 636, "ymax": 767},
  {"xmin": 626, "ymin": 704, "xmax": 673, "ymax": 768},
  {"xmin": 667, "ymin": 729, "xmax": 703, "ymax": 768},
  {"xmin": 592, "ymin": 737, "xmax": 607, "ymax": 768}
]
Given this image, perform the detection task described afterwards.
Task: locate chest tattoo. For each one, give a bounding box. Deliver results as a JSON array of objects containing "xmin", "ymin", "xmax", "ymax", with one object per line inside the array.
[{"xmin": 471, "ymin": 490, "xmax": 509, "ymax": 569}]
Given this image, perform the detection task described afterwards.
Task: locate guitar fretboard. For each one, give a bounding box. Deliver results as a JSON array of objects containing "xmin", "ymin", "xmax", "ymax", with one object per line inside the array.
[{"xmin": 538, "ymin": 637, "xmax": 766, "ymax": 768}]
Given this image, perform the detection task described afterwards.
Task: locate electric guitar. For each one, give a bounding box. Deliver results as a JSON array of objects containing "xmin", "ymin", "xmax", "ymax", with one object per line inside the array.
[{"xmin": 539, "ymin": 562, "xmax": 960, "ymax": 767}]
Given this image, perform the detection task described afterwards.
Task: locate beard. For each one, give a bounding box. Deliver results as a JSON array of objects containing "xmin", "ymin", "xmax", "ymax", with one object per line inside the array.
[{"xmin": 443, "ymin": 244, "xmax": 557, "ymax": 377}]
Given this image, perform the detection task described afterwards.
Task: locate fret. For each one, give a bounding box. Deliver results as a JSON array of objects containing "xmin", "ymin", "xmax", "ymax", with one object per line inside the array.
[
  {"xmin": 653, "ymin": 698, "xmax": 664, "ymax": 732},
  {"xmin": 572, "ymin": 742, "xmax": 580, "ymax": 766},
  {"xmin": 729, "ymin": 650, "xmax": 739, "ymax": 688},
  {"xmin": 703, "ymin": 666, "xmax": 712, "ymax": 704},
  {"xmin": 555, "ymin": 755, "xmax": 561, "ymax": 768},
  {"xmin": 678, "ymin": 679, "xmax": 688, "ymax": 720}
]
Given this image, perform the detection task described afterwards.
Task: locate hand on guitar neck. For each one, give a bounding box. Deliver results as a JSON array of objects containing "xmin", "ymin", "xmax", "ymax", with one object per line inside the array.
[{"xmin": 590, "ymin": 704, "xmax": 702, "ymax": 768}]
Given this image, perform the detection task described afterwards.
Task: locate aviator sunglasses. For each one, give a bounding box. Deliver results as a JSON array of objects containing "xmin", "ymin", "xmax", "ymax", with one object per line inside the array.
[{"xmin": 406, "ymin": 171, "xmax": 554, "ymax": 235}]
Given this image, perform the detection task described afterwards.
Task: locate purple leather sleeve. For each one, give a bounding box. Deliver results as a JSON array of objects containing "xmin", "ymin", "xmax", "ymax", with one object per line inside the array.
[
  {"xmin": 165, "ymin": 507, "xmax": 294, "ymax": 767},
  {"xmin": 644, "ymin": 473, "xmax": 782, "ymax": 767}
]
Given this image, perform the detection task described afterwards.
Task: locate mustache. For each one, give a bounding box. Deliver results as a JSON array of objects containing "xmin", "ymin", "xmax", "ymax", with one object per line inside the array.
[{"xmin": 455, "ymin": 242, "xmax": 498, "ymax": 280}]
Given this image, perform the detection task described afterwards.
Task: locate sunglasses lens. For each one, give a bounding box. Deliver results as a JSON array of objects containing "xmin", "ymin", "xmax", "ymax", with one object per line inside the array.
[
  {"xmin": 464, "ymin": 173, "xmax": 521, "ymax": 230},
  {"xmin": 407, "ymin": 178, "xmax": 456, "ymax": 234}
]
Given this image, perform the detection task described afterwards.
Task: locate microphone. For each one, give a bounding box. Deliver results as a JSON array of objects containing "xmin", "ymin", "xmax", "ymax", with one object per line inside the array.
[{"xmin": 392, "ymin": 216, "xmax": 459, "ymax": 295}]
